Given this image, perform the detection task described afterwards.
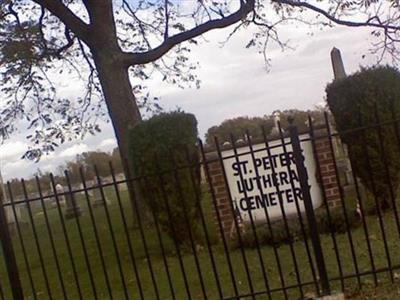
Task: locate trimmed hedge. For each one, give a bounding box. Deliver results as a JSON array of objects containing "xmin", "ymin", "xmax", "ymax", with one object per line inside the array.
[
  {"xmin": 326, "ymin": 66, "xmax": 400, "ymax": 210},
  {"xmin": 128, "ymin": 111, "xmax": 202, "ymax": 245},
  {"xmin": 236, "ymin": 198, "xmax": 360, "ymax": 248}
]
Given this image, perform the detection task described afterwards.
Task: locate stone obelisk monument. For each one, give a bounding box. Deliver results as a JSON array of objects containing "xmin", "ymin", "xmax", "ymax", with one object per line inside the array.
[{"xmin": 330, "ymin": 47, "xmax": 346, "ymax": 79}]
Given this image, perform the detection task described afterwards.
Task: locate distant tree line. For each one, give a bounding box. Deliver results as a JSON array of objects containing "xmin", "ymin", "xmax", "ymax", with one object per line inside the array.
[
  {"xmin": 6, "ymin": 149, "xmax": 123, "ymax": 198},
  {"xmin": 205, "ymin": 108, "xmax": 326, "ymax": 146},
  {"xmin": 6, "ymin": 108, "xmax": 326, "ymax": 198}
]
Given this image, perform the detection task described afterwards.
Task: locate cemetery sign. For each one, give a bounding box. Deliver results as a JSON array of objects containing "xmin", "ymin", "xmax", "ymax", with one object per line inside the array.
[{"xmin": 221, "ymin": 135, "xmax": 323, "ymax": 223}]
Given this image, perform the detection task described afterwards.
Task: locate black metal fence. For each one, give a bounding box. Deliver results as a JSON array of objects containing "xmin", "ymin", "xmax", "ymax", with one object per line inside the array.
[{"xmin": 0, "ymin": 113, "xmax": 400, "ymax": 299}]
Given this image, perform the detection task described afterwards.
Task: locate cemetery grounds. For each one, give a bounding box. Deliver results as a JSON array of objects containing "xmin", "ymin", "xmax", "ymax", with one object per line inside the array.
[{"xmin": 0, "ymin": 186, "xmax": 399, "ymax": 300}]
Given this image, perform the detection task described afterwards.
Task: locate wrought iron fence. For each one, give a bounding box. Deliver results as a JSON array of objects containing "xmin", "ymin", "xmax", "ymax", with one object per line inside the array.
[{"xmin": 0, "ymin": 113, "xmax": 400, "ymax": 299}]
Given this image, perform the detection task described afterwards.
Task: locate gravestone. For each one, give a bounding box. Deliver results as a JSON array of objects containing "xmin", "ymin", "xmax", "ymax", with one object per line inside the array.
[
  {"xmin": 92, "ymin": 187, "xmax": 110, "ymax": 208},
  {"xmin": 330, "ymin": 47, "xmax": 359, "ymax": 206},
  {"xmin": 330, "ymin": 47, "xmax": 346, "ymax": 79},
  {"xmin": 52, "ymin": 183, "xmax": 66, "ymax": 207},
  {"xmin": 64, "ymin": 191, "xmax": 82, "ymax": 219},
  {"xmin": 270, "ymin": 112, "xmax": 282, "ymax": 137}
]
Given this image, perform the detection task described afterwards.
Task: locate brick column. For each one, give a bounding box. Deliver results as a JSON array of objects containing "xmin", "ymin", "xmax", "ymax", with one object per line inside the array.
[
  {"xmin": 205, "ymin": 152, "xmax": 235, "ymax": 240},
  {"xmin": 314, "ymin": 127, "xmax": 342, "ymax": 208}
]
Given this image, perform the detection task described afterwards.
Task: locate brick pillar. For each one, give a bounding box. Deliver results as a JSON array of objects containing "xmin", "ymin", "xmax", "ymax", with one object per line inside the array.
[
  {"xmin": 314, "ymin": 127, "xmax": 342, "ymax": 208},
  {"xmin": 205, "ymin": 152, "xmax": 235, "ymax": 240}
]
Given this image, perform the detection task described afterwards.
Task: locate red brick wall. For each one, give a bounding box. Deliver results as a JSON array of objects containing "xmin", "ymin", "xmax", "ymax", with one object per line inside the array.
[
  {"xmin": 206, "ymin": 159, "xmax": 235, "ymax": 240},
  {"xmin": 314, "ymin": 130, "xmax": 342, "ymax": 208}
]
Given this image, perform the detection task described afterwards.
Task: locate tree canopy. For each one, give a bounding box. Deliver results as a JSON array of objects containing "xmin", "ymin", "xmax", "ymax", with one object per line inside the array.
[{"xmin": 1, "ymin": 0, "xmax": 400, "ymax": 184}]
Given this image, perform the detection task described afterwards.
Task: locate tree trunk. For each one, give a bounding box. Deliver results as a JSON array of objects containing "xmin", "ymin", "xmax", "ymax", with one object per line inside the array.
[{"xmin": 91, "ymin": 50, "xmax": 144, "ymax": 218}]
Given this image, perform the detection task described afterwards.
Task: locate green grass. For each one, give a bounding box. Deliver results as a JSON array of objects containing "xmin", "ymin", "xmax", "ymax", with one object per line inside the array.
[
  {"xmin": 0, "ymin": 186, "xmax": 400, "ymax": 299},
  {"xmin": 346, "ymin": 281, "xmax": 400, "ymax": 299}
]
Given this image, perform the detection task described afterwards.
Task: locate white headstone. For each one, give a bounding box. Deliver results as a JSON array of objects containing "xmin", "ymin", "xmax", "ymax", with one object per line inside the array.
[{"xmin": 55, "ymin": 184, "xmax": 66, "ymax": 206}]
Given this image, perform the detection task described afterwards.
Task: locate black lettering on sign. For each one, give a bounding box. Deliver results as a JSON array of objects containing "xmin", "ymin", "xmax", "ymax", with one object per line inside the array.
[
  {"xmin": 285, "ymin": 189, "xmax": 294, "ymax": 203},
  {"xmin": 279, "ymin": 171, "xmax": 288, "ymax": 185},
  {"xmin": 232, "ymin": 160, "xmax": 250, "ymax": 176},
  {"xmin": 236, "ymin": 178, "xmax": 255, "ymax": 193}
]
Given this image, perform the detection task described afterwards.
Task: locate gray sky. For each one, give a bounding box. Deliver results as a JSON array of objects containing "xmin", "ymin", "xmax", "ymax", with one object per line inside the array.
[{"xmin": 0, "ymin": 22, "xmax": 380, "ymax": 180}]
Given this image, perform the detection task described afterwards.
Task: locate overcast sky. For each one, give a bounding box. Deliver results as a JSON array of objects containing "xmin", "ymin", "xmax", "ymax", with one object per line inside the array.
[{"xmin": 0, "ymin": 21, "xmax": 381, "ymax": 180}]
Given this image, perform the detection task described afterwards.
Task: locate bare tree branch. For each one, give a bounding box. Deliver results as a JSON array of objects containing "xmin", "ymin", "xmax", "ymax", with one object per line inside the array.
[
  {"xmin": 121, "ymin": 0, "xmax": 255, "ymax": 66},
  {"xmin": 32, "ymin": 0, "xmax": 91, "ymax": 43},
  {"xmin": 164, "ymin": 0, "xmax": 169, "ymax": 40},
  {"xmin": 273, "ymin": 0, "xmax": 400, "ymax": 31}
]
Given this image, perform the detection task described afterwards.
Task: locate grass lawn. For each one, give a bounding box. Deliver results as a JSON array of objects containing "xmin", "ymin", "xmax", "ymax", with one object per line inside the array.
[
  {"xmin": 0, "ymin": 185, "xmax": 399, "ymax": 300},
  {"xmin": 347, "ymin": 281, "xmax": 400, "ymax": 299}
]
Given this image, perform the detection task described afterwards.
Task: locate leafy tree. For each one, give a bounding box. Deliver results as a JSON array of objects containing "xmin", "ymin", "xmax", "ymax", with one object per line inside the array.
[
  {"xmin": 5, "ymin": 178, "xmax": 25, "ymax": 199},
  {"xmin": 326, "ymin": 65, "xmax": 400, "ymax": 210},
  {"xmin": 110, "ymin": 147, "xmax": 124, "ymax": 175},
  {"xmin": 78, "ymin": 151, "xmax": 112, "ymax": 178},
  {"xmin": 129, "ymin": 111, "xmax": 201, "ymax": 245},
  {"xmin": 1, "ymin": 0, "xmax": 400, "ymax": 206},
  {"xmin": 206, "ymin": 116, "xmax": 274, "ymax": 145},
  {"xmin": 64, "ymin": 159, "xmax": 83, "ymax": 184},
  {"xmin": 275, "ymin": 109, "xmax": 326, "ymax": 132},
  {"xmin": 5, "ymin": 150, "xmax": 119, "ymax": 199},
  {"xmin": 63, "ymin": 150, "xmax": 120, "ymax": 183}
]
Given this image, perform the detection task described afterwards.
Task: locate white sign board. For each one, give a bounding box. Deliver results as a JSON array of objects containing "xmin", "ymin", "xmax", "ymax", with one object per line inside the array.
[{"xmin": 222, "ymin": 135, "xmax": 322, "ymax": 224}]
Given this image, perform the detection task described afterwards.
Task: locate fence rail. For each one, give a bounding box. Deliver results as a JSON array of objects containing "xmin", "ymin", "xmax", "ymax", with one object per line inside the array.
[{"xmin": 0, "ymin": 113, "xmax": 400, "ymax": 299}]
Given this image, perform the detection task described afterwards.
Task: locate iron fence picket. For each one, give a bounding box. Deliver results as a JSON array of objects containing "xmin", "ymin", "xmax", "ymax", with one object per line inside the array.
[
  {"xmin": 323, "ymin": 112, "xmax": 362, "ymax": 289},
  {"xmin": 153, "ymin": 154, "xmax": 193, "ymax": 300},
  {"xmin": 275, "ymin": 123, "xmax": 306, "ymax": 298},
  {"xmin": 169, "ymin": 151, "xmax": 208, "ymax": 299},
  {"xmin": 374, "ymin": 105, "xmax": 400, "ymax": 237},
  {"xmin": 0, "ymin": 186, "xmax": 23, "ymax": 300},
  {"xmin": 259, "ymin": 126, "xmax": 291, "ymax": 300},
  {"xmin": 200, "ymin": 139, "xmax": 240, "ymax": 298},
  {"xmin": 288, "ymin": 119, "xmax": 331, "ymax": 296},
  {"xmin": 78, "ymin": 167, "xmax": 114, "ymax": 299},
  {"xmin": 184, "ymin": 146, "xmax": 224, "ymax": 299},
  {"xmin": 123, "ymin": 160, "xmax": 161, "ymax": 300},
  {"xmin": 359, "ymin": 116, "xmax": 395, "ymax": 283},
  {"xmin": 229, "ymin": 133, "xmax": 271, "ymax": 300},
  {"xmin": 138, "ymin": 167, "xmax": 176, "ymax": 300},
  {"xmin": 390, "ymin": 107, "xmax": 400, "ymax": 240},
  {"xmin": 308, "ymin": 116, "xmax": 345, "ymax": 291},
  {"xmin": 21, "ymin": 178, "xmax": 54, "ymax": 300},
  {"xmin": 108, "ymin": 162, "xmax": 145, "ymax": 300},
  {"xmin": 93, "ymin": 166, "xmax": 130, "ymax": 300},
  {"xmin": 243, "ymin": 130, "xmax": 277, "ymax": 300},
  {"xmin": 214, "ymin": 135, "xmax": 265, "ymax": 298},
  {"xmin": 348, "ymin": 153, "xmax": 378, "ymax": 286},
  {"xmin": 63, "ymin": 171, "xmax": 98, "ymax": 300},
  {"xmin": 49, "ymin": 173, "xmax": 83, "ymax": 300},
  {"xmin": 3, "ymin": 116, "xmax": 400, "ymax": 299},
  {"xmin": 34, "ymin": 176, "xmax": 68, "ymax": 300},
  {"xmin": 275, "ymin": 126, "xmax": 319, "ymax": 295},
  {"xmin": 6, "ymin": 182, "xmax": 37, "ymax": 300}
]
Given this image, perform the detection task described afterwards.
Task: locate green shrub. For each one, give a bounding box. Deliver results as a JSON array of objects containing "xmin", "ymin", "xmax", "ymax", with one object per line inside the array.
[
  {"xmin": 128, "ymin": 111, "xmax": 202, "ymax": 246},
  {"xmin": 236, "ymin": 198, "xmax": 360, "ymax": 248},
  {"xmin": 315, "ymin": 197, "xmax": 359, "ymax": 234},
  {"xmin": 326, "ymin": 66, "xmax": 400, "ymax": 211}
]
